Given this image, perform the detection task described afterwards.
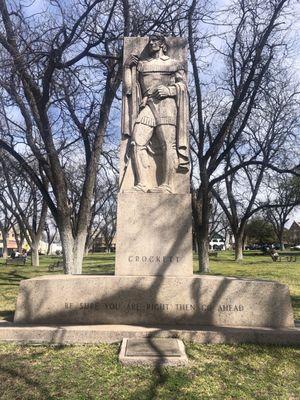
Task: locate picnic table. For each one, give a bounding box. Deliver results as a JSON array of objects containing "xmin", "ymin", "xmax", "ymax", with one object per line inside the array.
[{"xmin": 269, "ymin": 252, "xmax": 297, "ymax": 262}]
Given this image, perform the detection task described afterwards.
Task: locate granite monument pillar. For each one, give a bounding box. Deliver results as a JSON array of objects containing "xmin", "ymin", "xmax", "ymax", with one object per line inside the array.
[{"xmin": 115, "ymin": 35, "xmax": 193, "ymax": 276}]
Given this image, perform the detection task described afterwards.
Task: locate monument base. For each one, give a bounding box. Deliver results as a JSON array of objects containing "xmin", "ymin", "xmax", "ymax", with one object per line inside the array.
[
  {"xmin": 115, "ymin": 193, "xmax": 193, "ymax": 276},
  {"xmin": 14, "ymin": 275, "xmax": 294, "ymax": 328},
  {"xmin": 1, "ymin": 321, "xmax": 299, "ymax": 345}
]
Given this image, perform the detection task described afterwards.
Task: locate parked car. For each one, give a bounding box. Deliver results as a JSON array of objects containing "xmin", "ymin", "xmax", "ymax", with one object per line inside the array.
[
  {"xmin": 292, "ymin": 244, "xmax": 300, "ymax": 250},
  {"xmin": 245, "ymin": 244, "xmax": 262, "ymax": 250}
]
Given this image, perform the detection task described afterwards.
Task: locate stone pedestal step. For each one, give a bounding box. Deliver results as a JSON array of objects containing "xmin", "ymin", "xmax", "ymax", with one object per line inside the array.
[{"xmin": 0, "ymin": 321, "xmax": 299, "ymax": 346}]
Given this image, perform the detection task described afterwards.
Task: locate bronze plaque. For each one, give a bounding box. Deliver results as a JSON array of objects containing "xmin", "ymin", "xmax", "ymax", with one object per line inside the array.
[{"xmin": 125, "ymin": 338, "xmax": 181, "ymax": 357}]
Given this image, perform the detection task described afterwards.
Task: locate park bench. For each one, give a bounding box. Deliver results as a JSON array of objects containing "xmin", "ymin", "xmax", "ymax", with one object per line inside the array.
[
  {"xmin": 208, "ymin": 251, "xmax": 218, "ymax": 257},
  {"xmin": 48, "ymin": 261, "xmax": 64, "ymax": 271},
  {"xmin": 269, "ymin": 253, "xmax": 297, "ymax": 262},
  {"xmin": 5, "ymin": 257, "xmax": 26, "ymax": 266},
  {"xmin": 278, "ymin": 255, "xmax": 297, "ymax": 262}
]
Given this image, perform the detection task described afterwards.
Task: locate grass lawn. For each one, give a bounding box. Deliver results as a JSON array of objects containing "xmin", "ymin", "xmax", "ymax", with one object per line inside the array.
[{"xmin": 0, "ymin": 251, "xmax": 299, "ymax": 400}]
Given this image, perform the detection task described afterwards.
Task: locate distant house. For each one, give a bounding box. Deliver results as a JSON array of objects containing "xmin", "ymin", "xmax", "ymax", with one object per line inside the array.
[
  {"xmin": 0, "ymin": 229, "xmax": 57, "ymax": 256},
  {"xmin": 0, "ymin": 230, "xmax": 18, "ymax": 256},
  {"xmin": 288, "ymin": 221, "xmax": 300, "ymax": 245}
]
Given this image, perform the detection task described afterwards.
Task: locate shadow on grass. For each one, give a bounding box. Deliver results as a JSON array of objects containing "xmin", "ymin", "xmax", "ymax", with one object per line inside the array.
[
  {"xmin": 242, "ymin": 260, "xmax": 276, "ymax": 265},
  {"xmin": 129, "ymin": 365, "xmax": 191, "ymax": 400},
  {"xmin": 291, "ymin": 295, "xmax": 300, "ymax": 309},
  {"xmin": 83, "ymin": 255, "xmax": 115, "ymax": 262},
  {"xmin": 0, "ymin": 310, "xmax": 14, "ymax": 321},
  {"xmin": 0, "ymin": 270, "xmax": 30, "ymax": 287},
  {"xmin": 0, "ymin": 362, "xmax": 54, "ymax": 400},
  {"xmin": 243, "ymin": 252, "xmax": 265, "ymax": 257}
]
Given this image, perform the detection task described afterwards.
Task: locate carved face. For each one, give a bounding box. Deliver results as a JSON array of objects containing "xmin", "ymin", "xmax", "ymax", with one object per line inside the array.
[{"xmin": 148, "ymin": 37, "xmax": 164, "ymax": 54}]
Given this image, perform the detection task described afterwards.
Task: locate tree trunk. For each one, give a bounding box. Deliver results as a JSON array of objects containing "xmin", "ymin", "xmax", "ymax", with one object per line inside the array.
[
  {"xmin": 31, "ymin": 245, "xmax": 39, "ymax": 267},
  {"xmin": 60, "ymin": 227, "xmax": 87, "ymax": 274},
  {"xmin": 84, "ymin": 236, "xmax": 92, "ymax": 256},
  {"xmin": 234, "ymin": 234, "xmax": 244, "ymax": 261},
  {"xmin": 17, "ymin": 240, "xmax": 24, "ymax": 253},
  {"xmin": 197, "ymin": 230, "xmax": 209, "ymax": 273},
  {"xmin": 73, "ymin": 232, "xmax": 87, "ymax": 274},
  {"xmin": 279, "ymin": 229, "xmax": 285, "ymax": 250},
  {"xmin": 192, "ymin": 190, "xmax": 211, "ymax": 273},
  {"xmin": 13, "ymin": 228, "xmax": 25, "ymax": 253},
  {"xmin": 60, "ymin": 228, "xmax": 75, "ymax": 274},
  {"xmin": 47, "ymin": 242, "xmax": 51, "ymax": 255},
  {"xmin": 242, "ymin": 235, "xmax": 247, "ymax": 250},
  {"xmin": 193, "ymin": 233, "xmax": 198, "ymax": 253},
  {"xmin": 2, "ymin": 231, "xmax": 8, "ymax": 259}
]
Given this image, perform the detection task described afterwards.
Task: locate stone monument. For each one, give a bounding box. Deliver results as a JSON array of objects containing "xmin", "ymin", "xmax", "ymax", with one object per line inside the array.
[
  {"xmin": 13, "ymin": 36, "xmax": 295, "ymax": 332},
  {"xmin": 116, "ymin": 35, "xmax": 192, "ymax": 277}
]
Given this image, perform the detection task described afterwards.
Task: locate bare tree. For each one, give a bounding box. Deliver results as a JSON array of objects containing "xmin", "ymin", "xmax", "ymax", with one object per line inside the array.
[
  {"xmin": 212, "ymin": 74, "xmax": 299, "ymax": 260},
  {"xmin": 264, "ymin": 175, "xmax": 300, "ymax": 250},
  {"xmin": 188, "ymin": 0, "xmax": 299, "ymax": 270},
  {"xmin": 44, "ymin": 219, "xmax": 59, "ymax": 255},
  {"xmin": 97, "ymin": 194, "xmax": 117, "ymax": 252},
  {"xmin": 0, "ymin": 0, "xmax": 127, "ymax": 273},
  {"xmin": 85, "ymin": 163, "xmax": 118, "ymax": 254},
  {"xmin": 0, "ymin": 157, "xmax": 47, "ymax": 266},
  {"xmin": 208, "ymin": 197, "xmax": 229, "ymax": 239}
]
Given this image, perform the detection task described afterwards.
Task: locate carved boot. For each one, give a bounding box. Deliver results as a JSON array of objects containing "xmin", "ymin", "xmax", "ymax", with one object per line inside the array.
[
  {"xmin": 149, "ymin": 183, "xmax": 172, "ymax": 193},
  {"xmin": 127, "ymin": 183, "xmax": 149, "ymax": 193}
]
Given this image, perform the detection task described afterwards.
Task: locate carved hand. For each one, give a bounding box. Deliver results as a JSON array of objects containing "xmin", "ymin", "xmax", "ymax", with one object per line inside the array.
[
  {"xmin": 153, "ymin": 85, "xmax": 170, "ymax": 99},
  {"xmin": 124, "ymin": 53, "xmax": 139, "ymax": 67}
]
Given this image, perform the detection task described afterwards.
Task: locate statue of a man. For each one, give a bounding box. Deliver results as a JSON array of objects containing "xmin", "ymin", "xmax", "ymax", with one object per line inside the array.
[{"xmin": 122, "ymin": 34, "xmax": 189, "ymax": 193}]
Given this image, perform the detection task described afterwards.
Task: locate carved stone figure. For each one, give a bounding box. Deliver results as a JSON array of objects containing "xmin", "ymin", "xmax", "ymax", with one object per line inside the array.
[{"xmin": 122, "ymin": 34, "xmax": 189, "ymax": 193}]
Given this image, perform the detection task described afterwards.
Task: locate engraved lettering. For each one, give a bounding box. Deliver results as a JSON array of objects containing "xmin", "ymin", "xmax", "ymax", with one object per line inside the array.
[
  {"xmin": 126, "ymin": 255, "xmax": 180, "ymax": 263},
  {"xmin": 64, "ymin": 302, "xmax": 245, "ymax": 315},
  {"xmin": 176, "ymin": 304, "xmax": 195, "ymax": 311},
  {"xmin": 218, "ymin": 304, "xmax": 244, "ymax": 312}
]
